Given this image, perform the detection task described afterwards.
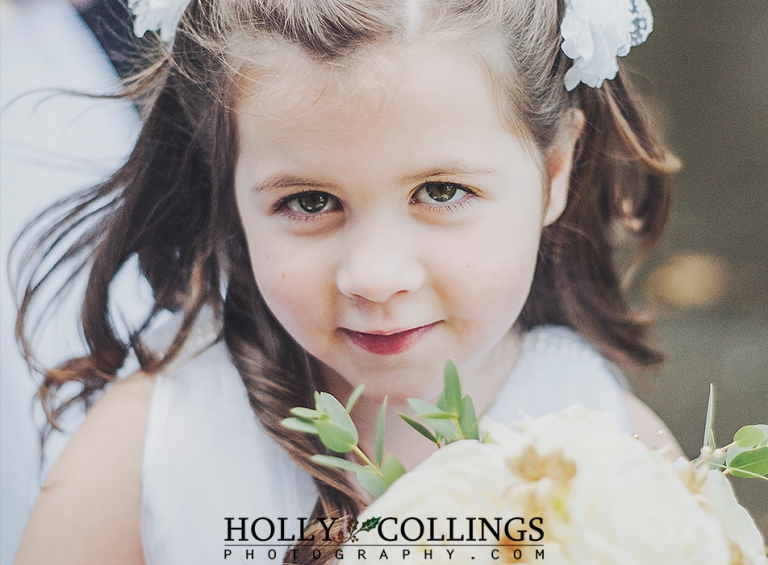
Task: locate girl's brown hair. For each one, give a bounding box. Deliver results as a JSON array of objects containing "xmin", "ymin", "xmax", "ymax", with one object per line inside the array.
[{"xmin": 12, "ymin": 0, "xmax": 678, "ymax": 562}]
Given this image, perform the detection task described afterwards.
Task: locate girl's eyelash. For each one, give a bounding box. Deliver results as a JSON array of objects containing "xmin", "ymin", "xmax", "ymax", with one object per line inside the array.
[
  {"xmin": 410, "ymin": 181, "xmax": 478, "ymax": 212},
  {"xmin": 432, "ymin": 195, "xmax": 476, "ymax": 214},
  {"xmin": 272, "ymin": 191, "xmax": 339, "ymax": 220},
  {"xmin": 273, "ymin": 182, "xmax": 477, "ymax": 221},
  {"xmin": 275, "ymin": 208, "xmax": 323, "ymax": 222}
]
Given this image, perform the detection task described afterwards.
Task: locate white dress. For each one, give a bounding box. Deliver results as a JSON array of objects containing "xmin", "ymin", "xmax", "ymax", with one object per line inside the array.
[{"xmin": 140, "ymin": 318, "xmax": 631, "ymax": 565}]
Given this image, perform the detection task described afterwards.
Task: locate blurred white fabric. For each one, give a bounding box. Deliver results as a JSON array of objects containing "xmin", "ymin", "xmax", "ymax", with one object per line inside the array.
[{"xmin": 0, "ymin": 1, "xmax": 141, "ymax": 562}]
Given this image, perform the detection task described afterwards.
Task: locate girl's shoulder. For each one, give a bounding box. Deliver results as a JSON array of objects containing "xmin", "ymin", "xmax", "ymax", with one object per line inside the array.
[
  {"xmin": 15, "ymin": 371, "xmax": 153, "ymax": 565},
  {"xmin": 20, "ymin": 308, "xmax": 316, "ymax": 565}
]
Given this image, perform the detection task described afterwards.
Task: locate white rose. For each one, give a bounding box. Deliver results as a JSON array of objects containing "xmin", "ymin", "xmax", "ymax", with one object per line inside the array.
[
  {"xmin": 481, "ymin": 404, "xmax": 624, "ymax": 453},
  {"xmin": 489, "ymin": 407, "xmax": 733, "ymax": 564},
  {"xmin": 342, "ymin": 407, "xmax": 759, "ymax": 565},
  {"xmin": 558, "ymin": 435, "xmax": 730, "ymax": 564},
  {"xmin": 700, "ymin": 470, "xmax": 768, "ymax": 565},
  {"xmin": 343, "ymin": 440, "xmax": 531, "ymax": 565}
]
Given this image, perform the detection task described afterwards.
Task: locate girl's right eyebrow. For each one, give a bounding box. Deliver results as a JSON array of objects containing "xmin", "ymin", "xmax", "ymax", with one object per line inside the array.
[{"xmin": 250, "ymin": 174, "xmax": 337, "ymax": 193}]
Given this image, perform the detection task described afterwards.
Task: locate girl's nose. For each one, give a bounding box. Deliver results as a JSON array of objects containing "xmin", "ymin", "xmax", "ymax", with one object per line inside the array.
[{"xmin": 336, "ymin": 223, "xmax": 428, "ymax": 303}]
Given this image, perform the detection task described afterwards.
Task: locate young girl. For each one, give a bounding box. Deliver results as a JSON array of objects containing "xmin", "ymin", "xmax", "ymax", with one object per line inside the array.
[{"xmin": 14, "ymin": 0, "xmax": 682, "ymax": 563}]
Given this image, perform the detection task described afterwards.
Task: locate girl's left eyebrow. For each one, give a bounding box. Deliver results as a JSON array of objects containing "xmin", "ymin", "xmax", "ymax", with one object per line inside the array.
[{"xmin": 399, "ymin": 164, "xmax": 500, "ymax": 185}]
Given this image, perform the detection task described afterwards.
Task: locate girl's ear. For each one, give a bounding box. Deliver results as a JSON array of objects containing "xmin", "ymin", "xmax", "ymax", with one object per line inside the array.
[{"xmin": 543, "ymin": 109, "xmax": 585, "ymax": 226}]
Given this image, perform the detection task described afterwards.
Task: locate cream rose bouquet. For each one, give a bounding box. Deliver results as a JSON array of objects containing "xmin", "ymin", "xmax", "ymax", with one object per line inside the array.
[{"xmin": 283, "ymin": 365, "xmax": 768, "ymax": 564}]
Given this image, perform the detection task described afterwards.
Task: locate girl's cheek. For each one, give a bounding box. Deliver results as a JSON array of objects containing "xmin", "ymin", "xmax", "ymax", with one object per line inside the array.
[
  {"xmin": 253, "ymin": 269, "xmax": 310, "ymax": 340},
  {"xmin": 449, "ymin": 230, "xmax": 539, "ymax": 314},
  {"xmin": 249, "ymin": 245, "xmax": 333, "ymax": 323}
]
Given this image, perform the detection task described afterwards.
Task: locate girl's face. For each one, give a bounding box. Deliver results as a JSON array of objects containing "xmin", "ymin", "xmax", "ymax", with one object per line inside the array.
[{"xmin": 235, "ymin": 46, "xmax": 570, "ymax": 402}]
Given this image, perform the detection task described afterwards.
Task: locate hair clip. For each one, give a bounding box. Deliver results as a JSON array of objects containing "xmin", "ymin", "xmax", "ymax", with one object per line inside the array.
[
  {"xmin": 128, "ymin": 0, "xmax": 190, "ymax": 43},
  {"xmin": 128, "ymin": 0, "xmax": 653, "ymax": 88},
  {"xmin": 560, "ymin": 0, "xmax": 653, "ymax": 91}
]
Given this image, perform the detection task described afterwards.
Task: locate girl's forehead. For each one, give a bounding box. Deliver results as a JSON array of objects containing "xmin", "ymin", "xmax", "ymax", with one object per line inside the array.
[
  {"xmin": 233, "ymin": 42, "xmax": 548, "ymax": 194},
  {"xmin": 234, "ymin": 42, "xmax": 509, "ymax": 137}
]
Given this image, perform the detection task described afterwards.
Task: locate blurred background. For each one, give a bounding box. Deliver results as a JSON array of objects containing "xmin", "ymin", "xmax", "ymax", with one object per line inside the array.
[
  {"xmin": 1, "ymin": 1, "xmax": 143, "ymax": 563},
  {"xmin": 625, "ymin": 0, "xmax": 768, "ymax": 542},
  {"xmin": 0, "ymin": 0, "xmax": 766, "ymax": 562}
]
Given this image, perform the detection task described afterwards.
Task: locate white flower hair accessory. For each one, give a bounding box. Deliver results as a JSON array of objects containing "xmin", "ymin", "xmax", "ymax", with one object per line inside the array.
[
  {"xmin": 129, "ymin": 0, "xmax": 190, "ymax": 43},
  {"xmin": 561, "ymin": 0, "xmax": 653, "ymax": 91}
]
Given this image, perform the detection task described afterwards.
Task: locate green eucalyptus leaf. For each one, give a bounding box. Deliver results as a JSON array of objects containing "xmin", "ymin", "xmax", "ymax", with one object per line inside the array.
[
  {"xmin": 290, "ymin": 407, "xmax": 323, "ymax": 420},
  {"xmin": 703, "ymin": 384, "xmax": 716, "ymax": 452},
  {"xmin": 734, "ymin": 425, "xmax": 768, "ymax": 448},
  {"xmin": 357, "ymin": 468, "xmax": 386, "ymax": 499},
  {"xmin": 317, "ymin": 392, "xmax": 358, "ymax": 440},
  {"xmin": 728, "ymin": 446, "xmax": 768, "ymax": 478},
  {"xmin": 375, "ymin": 397, "xmax": 387, "ymax": 468},
  {"xmin": 726, "ymin": 445, "xmax": 751, "ymax": 465},
  {"xmin": 408, "ymin": 398, "xmax": 443, "ymax": 418},
  {"xmin": 346, "ymin": 385, "xmax": 365, "ymax": 414},
  {"xmin": 436, "ymin": 390, "xmax": 448, "ymax": 413},
  {"xmin": 755, "ymin": 425, "xmax": 768, "ymax": 445},
  {"xmin": 380, "ymin": 453, "xmax": 406, "ymax": 488},
  {"xmin": 399, "ymin": 413, "xmax": 438, "ymax": 443},
  {"xmin": 311, "ymin": 454, "xmax": 367, "ymax": 473},
  {"xmin": 316, "ymin": 419, "xmax": 357, "ymax": 453},
  {"xmin": 425, "ymin": 417, "xmax": 461, "ymax": 442},
  {"xmin": 408, "ymin": 399, "xmax": 459, "ymax": 440},
  {"xmin": 418, "ymin": 411, "xmax": 457, "ymax": 420},
  {"xmin": 459, "ymin": 394, "xmax": 479, "ymax": 440},
  {"xmin": 281, "ymin": 417, "xmax": 319, "ymax": 435},
  {"xmin": 443, "ymin": 359, "xmax": 462, "ymax": 416}
]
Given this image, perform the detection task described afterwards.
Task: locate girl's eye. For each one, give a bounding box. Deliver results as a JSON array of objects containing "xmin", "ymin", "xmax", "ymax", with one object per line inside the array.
[
  {"xmin": 412, "ymin": 182, "xmax": 471, "ymax": 205},
  {"xmin": 281, "ymin": 191, "xmax": 339, "ymax": 215}
]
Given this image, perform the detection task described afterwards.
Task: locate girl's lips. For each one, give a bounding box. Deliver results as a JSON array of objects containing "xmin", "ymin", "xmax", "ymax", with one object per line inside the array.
[{"xmin": 342, "ymin": 323, "xmax": 438, "ymax": 355}]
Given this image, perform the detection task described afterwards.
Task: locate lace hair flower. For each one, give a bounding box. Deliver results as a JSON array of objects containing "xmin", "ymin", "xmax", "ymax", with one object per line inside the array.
[
  {"xmin": 128, "ymin": 0, "xmax": 190, "ymax": 43},
  {"xmin": 561, "ymin": 0, "xmax": 653, "ymax": 90}
]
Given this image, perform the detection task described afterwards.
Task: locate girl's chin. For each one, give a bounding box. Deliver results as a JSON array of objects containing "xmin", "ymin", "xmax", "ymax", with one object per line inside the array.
[
  {"xmin": 320, "ymin": 363, "xmax": 446, "ymax": 403},
  {"xmin": 382, "ymin": 373, "xmax": 449, "ymax": 402}
]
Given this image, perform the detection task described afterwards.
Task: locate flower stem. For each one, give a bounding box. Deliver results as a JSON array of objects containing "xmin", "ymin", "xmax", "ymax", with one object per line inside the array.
[{"xmin": 352, "ymin": 446, "xmax": 382, "ymax": 476}]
